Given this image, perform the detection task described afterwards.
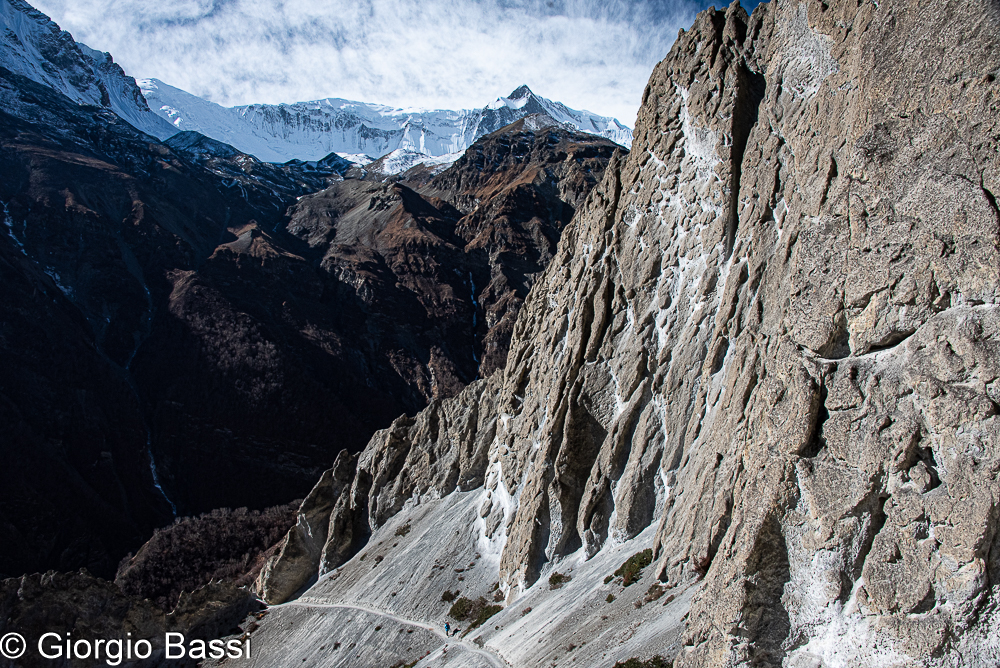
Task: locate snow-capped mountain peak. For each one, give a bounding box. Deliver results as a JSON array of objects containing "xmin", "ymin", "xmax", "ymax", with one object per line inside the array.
[
  {"xmin": 0, "ymin": 0, "xmax": 176, "ymax": 139},
  {"xmin": 139, "ymin": 80, "xmax": 633, "ymax": 164},
  {"xmin": 488, "ymin": 85, "xmax": 535, "ymax": 110}
]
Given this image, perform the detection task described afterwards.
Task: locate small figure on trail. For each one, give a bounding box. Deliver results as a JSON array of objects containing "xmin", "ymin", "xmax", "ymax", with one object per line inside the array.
[{"xmin": 445, "ymin": 622, "xmax": 450, "ymax": 636}]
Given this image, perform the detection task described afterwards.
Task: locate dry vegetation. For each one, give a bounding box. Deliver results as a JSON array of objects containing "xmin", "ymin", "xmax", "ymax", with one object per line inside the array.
[{"xmin": 115, "ymin": 503, "xmax": 298, "ymax": 610}]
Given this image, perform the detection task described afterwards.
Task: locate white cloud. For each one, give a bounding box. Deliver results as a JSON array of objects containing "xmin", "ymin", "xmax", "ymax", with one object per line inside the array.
[{"xmin": 30, "ymin": 0, "xmax": 717, "ymax": 125}]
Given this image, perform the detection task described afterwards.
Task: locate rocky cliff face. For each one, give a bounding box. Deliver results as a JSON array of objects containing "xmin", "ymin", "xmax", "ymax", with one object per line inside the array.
[{"xmin": 259, "ymin": 0, "xmax": 1000, "ymax": 665}]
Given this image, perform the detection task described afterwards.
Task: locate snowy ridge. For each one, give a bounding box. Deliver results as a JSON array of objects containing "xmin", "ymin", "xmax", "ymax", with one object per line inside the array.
[
  {"xmin": 140, "ymin": 79, "xmax": 633, "ymax": 164},
  {"xmin": 367, "ymin": 148, "xmax": 464, "ymax": 177},
  {"xmin": 0, "ymin": 0, "xmax": 175, "ymax": 139}
]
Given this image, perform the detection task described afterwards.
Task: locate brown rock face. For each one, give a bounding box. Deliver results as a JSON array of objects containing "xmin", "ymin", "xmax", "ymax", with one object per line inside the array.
[
  {"xmin": 134, "ymin": 116, "xmax": 619, "ymax": 515},
  {"xmin": 271, "ymin": 0, "xmax": 1000, "ymax": 663}
]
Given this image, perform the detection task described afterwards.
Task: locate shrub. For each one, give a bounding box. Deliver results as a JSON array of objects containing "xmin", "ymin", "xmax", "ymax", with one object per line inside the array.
[
  {"xmin": 645, "ymin": 583, "xmax": 666, "ymax": 602},
  {"xmin": 395, "ymin": 522, "xmax": 411, "ymax": 537},
  {"xmin": 604, "ymin": 574, "xmax": 615, "ymax": 584},
  {"xmin": 614, "ymin": 548, "xmax": 653, "ymax": 587},
  {"xmin": 548, "ymin": 571, "xmax": 571, "ymax": 589},
  {"xmin": 441, "ymin": 590, "xmax": 458, "ymax": 602},
  {"xmin": 613, "ymin": 657, "xmax": 672, "ymax": 668},
  {"xmin": 115, "ymin": 502, "xmax": 298, "ymax": 610},
  {"xmin": 448, "ymin": 597, "xmax": 475, "ymax": 621},
  {"xmin": 449, "ymin": 596, "xmax": 503, "ymax": 634},
  {"xmin": 468, "ymin": 604, "xmax": 503, "ymax": 634},
  {"xmin": 606, "ymin": 593, "xmax": 615, "ymax": 603}
]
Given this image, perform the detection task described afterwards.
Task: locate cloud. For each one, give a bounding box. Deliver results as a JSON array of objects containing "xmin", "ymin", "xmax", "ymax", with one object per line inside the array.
[{"xmin": 31, "ymin": 0, "xmax": 726, "ymax": 125}]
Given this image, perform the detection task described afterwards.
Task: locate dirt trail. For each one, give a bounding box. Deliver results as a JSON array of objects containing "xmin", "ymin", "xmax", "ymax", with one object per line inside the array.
[{"xmin": 279, "ymin": 599, "xmax": 508, "ymax": 668}]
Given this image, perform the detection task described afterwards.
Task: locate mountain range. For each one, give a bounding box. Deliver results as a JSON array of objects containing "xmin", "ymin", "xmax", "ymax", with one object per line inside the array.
[{"xmin": 139, "ymin": 78, "xmax": 634, "ymax": 163}]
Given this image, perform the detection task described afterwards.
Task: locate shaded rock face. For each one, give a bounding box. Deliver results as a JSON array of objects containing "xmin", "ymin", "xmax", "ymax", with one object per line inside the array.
[
  {"xmin": 0, "ymin": 67, "xmax": 271, "ymax": 579},
  {"xmin": 0, "ymin": 66, "xmax": 368, "ymax": 573},
  {"xmin": 268, "ymin": 0, "xmax": 1000, "ymax": 664}
]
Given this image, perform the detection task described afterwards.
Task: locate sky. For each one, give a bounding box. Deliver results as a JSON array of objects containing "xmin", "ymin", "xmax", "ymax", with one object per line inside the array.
[{"xmin": 31, "ymin": 0, "xmax": 761, "ymax": 126}]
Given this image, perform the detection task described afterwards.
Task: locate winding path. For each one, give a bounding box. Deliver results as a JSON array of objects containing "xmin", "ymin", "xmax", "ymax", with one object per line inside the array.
[{"xmin": 278, "ymin": 599, "xmax": 508, "ymax": 668}]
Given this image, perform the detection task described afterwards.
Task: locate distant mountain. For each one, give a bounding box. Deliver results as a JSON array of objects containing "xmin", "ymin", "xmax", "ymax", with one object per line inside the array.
[
  {"xmin": 139, "ymin": 78, "xmax": 633, "ymax": 163},
  {"xmin": 0, "ymin": 0, "xmax": 175, "ymax": 139}
]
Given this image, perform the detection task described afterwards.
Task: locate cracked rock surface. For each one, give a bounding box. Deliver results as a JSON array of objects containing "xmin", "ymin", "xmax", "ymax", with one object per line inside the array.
[{"xmin": 261, "ymin": 0, "xmax": 1000, "ymax": 664}]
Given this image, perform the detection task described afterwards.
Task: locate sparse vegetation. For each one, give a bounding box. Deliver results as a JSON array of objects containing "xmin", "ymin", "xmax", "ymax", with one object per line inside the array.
[
  {"xmin": 614, "ymin": 548, "xmax": 653, "ymax": 586},
  {"xmin": 606, "ymin": 593, "xmax": 616, "ymax": 603},
  {"xmin": 395, "ymin": 522, "xmax": 411, "ymax": 537},
  {"xmin": 613, "ymin": 657, "xmax": 672, "ymax": 668},
  {"xmin": 449, "ymin": 597, "xmax": 475, "ymax": 620},
  {"xmin": 548, "ymin": 571, "xmax": 571, "ymax": 589},
  {"xmin": 115, "ymin": 503, "xmax": 298, "ymax": 610},
  {"xmin": 604, "ymin": 574, "xmax": 615, "ymax": 584},
  {"xmin": 441, "ymin": 589, "xmax": 459, "ymax": 602},
  {"xmin": 521, "ymin": 607, "xmax": 532, "ymax": 616},
  {"xmin": 645, "ymin": 583, "xmax": 667, "ymax": 602},
  {"xmin": 449, "ymin": 596, "xmax": 503, "ymax": 634},
  {"xmin": 390, "ymin": 659, "xmax": 419, "ymax": 668}
]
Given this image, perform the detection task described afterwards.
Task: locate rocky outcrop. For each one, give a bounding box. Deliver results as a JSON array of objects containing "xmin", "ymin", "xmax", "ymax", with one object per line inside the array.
[
  {"xmin": 254, "ymin": 451, "xmax": 357, "ymax": 603},
  {"xmin": 266, "ymin": 0, "xmax": 1000, "ymax": 664}
]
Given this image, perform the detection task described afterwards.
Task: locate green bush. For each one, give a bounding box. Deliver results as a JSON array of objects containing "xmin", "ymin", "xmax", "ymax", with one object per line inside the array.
[
  {"xmin": 448, "ymin": 596, "xmax": 504, "ymax": 634},
  {"xmin": 606, "ymin": 593, "xmax": 615, "ymax": 603},
  {"xmin": 470, "ymin": 604, "xmax": 503, "ymax": 633},
  {"xmin": 614, "ymin": 548, "xmax": 653, "ymax": 586},
  {"xmin": 449, "ymin": 597, "xmax": 475, "ymax": 620},
  {"xmin": 548, "ymin": 571, "xmax": 571, "ymax": 589},
  {"xmin": 441, "ymin": 589, "xmax": 458, "ymax": 602}
]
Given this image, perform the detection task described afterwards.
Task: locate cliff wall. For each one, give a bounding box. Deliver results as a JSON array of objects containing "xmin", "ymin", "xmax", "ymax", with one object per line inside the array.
[{"xmin": 260, "ymin": 0, "xmax": 1000, "ymax": 664}]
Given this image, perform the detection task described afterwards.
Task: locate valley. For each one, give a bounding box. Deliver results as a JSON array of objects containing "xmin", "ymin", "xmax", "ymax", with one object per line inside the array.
[{"xmin": 1, "ymin": 0, "xmax": 999, "ymax": 665}]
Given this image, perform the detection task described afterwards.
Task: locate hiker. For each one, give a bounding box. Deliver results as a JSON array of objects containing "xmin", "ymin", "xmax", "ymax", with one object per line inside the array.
[{"xmin": 445, "ymin": 622, "xmax": 450, "ymax": 636}]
